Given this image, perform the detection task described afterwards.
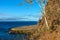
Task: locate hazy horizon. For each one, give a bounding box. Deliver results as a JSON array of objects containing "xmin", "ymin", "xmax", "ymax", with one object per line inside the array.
[{"xmin": 0, "ymin": 0, "xmax": 47, "ymax": 21}]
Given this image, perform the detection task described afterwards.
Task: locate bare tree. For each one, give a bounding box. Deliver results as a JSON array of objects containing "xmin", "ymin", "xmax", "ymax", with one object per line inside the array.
[{"xmin": 19, "ymin": 0, "xmax": 49, "ymax": 30}]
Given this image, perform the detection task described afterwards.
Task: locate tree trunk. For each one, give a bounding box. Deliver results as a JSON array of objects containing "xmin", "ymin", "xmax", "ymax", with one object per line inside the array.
[{"xmin": 38, "ymin": 0, "xmax": 60, "ymax": 31}]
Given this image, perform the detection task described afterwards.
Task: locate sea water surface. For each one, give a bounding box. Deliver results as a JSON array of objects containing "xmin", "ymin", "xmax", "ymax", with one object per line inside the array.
[{"xmin": 0, "ymin": 21, "xmax": 37, "ymax": 40}]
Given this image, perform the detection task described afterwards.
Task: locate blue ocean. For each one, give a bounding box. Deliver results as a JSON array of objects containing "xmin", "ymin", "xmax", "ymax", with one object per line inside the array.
[{"xmin": 0, "ymin": 21, "xmax": 37, "ymax": 40}]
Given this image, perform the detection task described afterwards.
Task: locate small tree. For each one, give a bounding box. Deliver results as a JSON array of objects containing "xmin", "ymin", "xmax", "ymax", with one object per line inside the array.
[{"xmin": 19, "ymin": 0, "xmax": 49, "ymax": 30}]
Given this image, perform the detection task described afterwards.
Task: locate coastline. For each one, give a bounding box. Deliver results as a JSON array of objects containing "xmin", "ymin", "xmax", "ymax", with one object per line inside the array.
[{"xmin": 9, "ymin": 25, "xmax": 37, "ymax": 34}]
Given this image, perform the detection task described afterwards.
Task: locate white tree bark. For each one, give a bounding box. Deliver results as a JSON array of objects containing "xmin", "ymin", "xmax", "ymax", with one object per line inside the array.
[
  {"xmin": 37, "ymin": 0, "xmax": 49, "ymax": 30},
  {"xmin": 43, "ymin": 7, "xmax": 49, "ymax": 30}
]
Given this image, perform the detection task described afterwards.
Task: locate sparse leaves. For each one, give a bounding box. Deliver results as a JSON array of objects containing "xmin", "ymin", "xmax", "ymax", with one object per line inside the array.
[{"xmin": 25, "ymin": 0, "xmax": 33, "ymax": 4}]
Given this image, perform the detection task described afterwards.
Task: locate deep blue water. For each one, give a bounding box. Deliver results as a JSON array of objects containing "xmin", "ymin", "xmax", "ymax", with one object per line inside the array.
[{"xmin": 0, "ymin": 21, "xmax": 37, "ymax": 40}]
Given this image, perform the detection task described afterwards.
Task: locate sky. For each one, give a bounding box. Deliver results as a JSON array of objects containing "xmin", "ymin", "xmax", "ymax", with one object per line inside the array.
[{"xmin": 0, "ymin": 0, "xmax": 47, "ymax": 21}]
